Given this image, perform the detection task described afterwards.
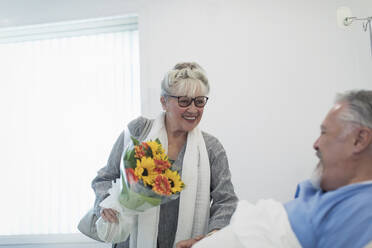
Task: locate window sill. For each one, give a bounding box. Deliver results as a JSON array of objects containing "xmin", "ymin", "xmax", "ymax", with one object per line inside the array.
[{"xmin": 0, "ymin": 233, "xmax": 110, "ymax": 247}]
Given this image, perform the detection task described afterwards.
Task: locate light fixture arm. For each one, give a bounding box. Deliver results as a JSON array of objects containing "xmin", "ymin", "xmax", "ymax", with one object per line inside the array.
[
  {"xmin": 344, "ymin": 16, "xmax": 372, "ymax": 56},
  {"xmin": 343, "ymin": 16, "xmax": 372, "ymax": 26}
]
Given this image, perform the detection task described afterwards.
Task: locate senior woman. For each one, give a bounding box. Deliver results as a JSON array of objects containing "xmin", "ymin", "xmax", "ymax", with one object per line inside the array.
[{"xmin": 91, "ymin": 62, "xmax": 238, "ymax": 248}]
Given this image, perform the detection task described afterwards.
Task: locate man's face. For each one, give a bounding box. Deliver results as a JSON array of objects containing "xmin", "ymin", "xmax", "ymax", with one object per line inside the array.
[{"xmin": 313, "ymin": 103, "xmax": 356, "ymax": 191}]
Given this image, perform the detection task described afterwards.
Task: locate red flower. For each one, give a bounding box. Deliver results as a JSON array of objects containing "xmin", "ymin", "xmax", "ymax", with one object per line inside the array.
[
  {"xmin": 154, "ymin": 159, "xmax": 171, "ymax": 173},
  {"xmin": 152, "ymin": 175, "xmax": 171, "ymax": 195},
  {"xmin": 125, "ymin": 168, "xmax": 138, "ymax": 184}
]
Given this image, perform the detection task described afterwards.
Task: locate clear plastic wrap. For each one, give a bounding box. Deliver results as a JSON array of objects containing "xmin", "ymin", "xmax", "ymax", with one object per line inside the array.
[{"xmin": 96, "ymin": 137, "xmax": 185, "ymax": 243}]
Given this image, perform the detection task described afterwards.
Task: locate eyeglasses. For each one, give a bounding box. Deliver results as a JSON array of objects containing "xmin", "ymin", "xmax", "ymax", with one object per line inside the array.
[{"xmin": 167, "ymin": 95, "xmax": 209, "ymax": 108}]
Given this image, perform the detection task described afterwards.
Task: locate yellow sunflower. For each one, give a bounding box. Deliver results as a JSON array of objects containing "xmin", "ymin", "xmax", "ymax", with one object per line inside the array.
[
  {"xmin": 146, "ymin": 141, "xmax": 163, "ymax": 156},
  {"xmin": 146, "ymin": 141, "xmax": 169, "ymax": 160},
  {"xmin": 165, "ymin": 169, "xmax": 185, "ymax": 194},
  {"xmin": 134, "ymin": 157, "xmax": 157, "ymax": 186}
]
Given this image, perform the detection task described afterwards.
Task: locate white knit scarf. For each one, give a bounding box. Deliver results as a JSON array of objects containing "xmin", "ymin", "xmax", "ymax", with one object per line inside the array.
[{"xmin": 129, "ymin": 113, "xmax": 211, "ymax": 248}]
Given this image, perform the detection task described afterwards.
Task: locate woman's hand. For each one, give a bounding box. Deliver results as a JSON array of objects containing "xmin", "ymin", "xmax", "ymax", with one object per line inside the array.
[
  {"xmin": 176, "ymin": 230, "xmax": 219, "ymax": 248},
  {"xmin": 176, "ymin": 235, "xmax": 205, "ymax": 248},
  {"xmin": 100, "ymin": 208, "xmax": 119, "ymax": 223}
]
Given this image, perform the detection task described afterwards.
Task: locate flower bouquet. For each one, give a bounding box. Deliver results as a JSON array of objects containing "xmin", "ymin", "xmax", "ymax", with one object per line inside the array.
[
  {"xmin": 122, "ymin": 137, "xmax": 185, "ymax": 208},
  {"xmin": 96, "ymin": 137, "xmax": 185, "ymax": 243}
]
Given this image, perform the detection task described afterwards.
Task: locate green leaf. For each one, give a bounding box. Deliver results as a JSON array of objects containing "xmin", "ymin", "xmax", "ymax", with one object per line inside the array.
[
  {"xmin": 131, "ymin": 136, "xmax": 140, "ymax": 146},
  {"xmin": 118, "ymin": 176, "xmax": 162, "ymax": 211},
  {"xmin": 124, "ymin": 149, "xmax": 137, "ymax": 169},
  {"xmin": 145, "ymin": 145, "xmax": 153, "ymax": 157},
  {"xmin": 119, "ymin": 189, "xmax": 161, "ymax": 210},
  {"xmin": 155, "ymin": 138, "xmax": 161, "ymax": 144},
  {"xmin": 124, "ymin": 149, "xmax": 131, "ymax": 161}
]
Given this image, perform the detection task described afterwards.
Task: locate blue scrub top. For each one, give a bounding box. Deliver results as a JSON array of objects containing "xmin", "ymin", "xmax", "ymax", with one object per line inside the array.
[{"xmin": 284, "ymin": 180, "xmax": 372, "ymax": 248}]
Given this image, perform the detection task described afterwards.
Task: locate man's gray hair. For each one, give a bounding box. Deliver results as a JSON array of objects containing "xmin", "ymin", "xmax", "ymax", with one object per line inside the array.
[
  {"xmin": 160, "ymin": 62, "xmax": 210, "ymax": 97},
  {"xmin": 336, "ymin": 90, "xmax": 372, "ymax": 129}
]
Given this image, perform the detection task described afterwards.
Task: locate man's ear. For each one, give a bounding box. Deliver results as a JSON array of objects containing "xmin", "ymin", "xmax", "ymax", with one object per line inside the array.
[
  {"xmin": 353, "ymin": 128, "xmax": 372, "ymax": 154},
  {"xmin": 160, "ymin": 96, "xmax": 167, "ymax": 110}
]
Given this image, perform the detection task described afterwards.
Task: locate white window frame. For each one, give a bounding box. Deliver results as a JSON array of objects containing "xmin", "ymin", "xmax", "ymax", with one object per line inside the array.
[
  {"xmin": 0, "ymin": 234, "xmax": 109, "ymax": 247},
  {"xmin": 0, "ymin": 15, "xmax": 138, "ymax": 43},
  {"xmin": 0, "ymin": 14, "xmax": 138, "ymax": 246}
]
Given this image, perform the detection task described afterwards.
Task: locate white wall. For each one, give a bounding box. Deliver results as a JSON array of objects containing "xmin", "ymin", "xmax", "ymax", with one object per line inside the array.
[
  {"xmin": 138, "ymin": 0, "xmax": 372, "ymax": 202},
  {"xmin": 1, "ymin": 0, "xmax": 371, "ymax": 204}
]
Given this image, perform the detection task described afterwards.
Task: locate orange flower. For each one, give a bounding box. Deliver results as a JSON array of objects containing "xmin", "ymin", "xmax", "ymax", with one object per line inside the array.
[
  {"xmin": 134, "ymin": 145, "xmax": 145, "ymax": 159},
  {"xmin": 141, "ymin": 142, "xmax": 150, "ymax": 150},
  {"xmin": 125, "ymin": 168, "xmax": 138, "ymax": 184},
  {"xmin": 152, "ymin": 175, "xmax": 172, "ymax": 195},
  {"xmin": 154, "ymin": 159, "xmax": 171, "ymax": 173}
]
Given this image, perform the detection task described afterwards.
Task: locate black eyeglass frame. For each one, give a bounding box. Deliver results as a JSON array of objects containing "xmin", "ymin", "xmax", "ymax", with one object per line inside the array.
[{"xmin": 166, "ymin": 95, "xmax": 209, "ymax": 108}]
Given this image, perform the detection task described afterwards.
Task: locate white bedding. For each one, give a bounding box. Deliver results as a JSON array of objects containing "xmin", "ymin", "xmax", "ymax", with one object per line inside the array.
[{"xmin": 193, "ymin": 199, "xmax": 301, "ymax": 248}]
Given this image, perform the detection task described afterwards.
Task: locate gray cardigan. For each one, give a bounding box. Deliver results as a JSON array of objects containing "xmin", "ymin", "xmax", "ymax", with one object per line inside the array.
[{"xmin": 91, "ymin": 116, "xmax": 238, "ymax": 248}]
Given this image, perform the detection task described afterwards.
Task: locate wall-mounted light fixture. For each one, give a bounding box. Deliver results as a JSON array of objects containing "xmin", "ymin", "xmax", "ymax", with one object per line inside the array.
[{"xmin": 337, "ymin": 6, "xmax": 372, "ymax": 56}]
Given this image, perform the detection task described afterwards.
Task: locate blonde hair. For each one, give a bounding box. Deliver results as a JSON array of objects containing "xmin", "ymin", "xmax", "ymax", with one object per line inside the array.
[{"xmin": 161, "ymin": 62, "xmax": 210, "ymax": 97}]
